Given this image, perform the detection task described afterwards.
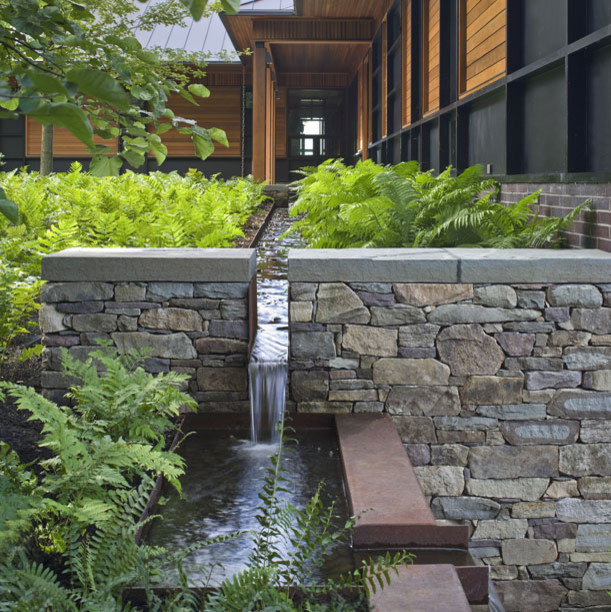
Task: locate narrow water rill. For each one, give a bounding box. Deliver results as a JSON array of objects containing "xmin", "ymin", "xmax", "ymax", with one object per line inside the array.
[{"xmin": 249, "ymin": 208, "xmax": 300, "ymax": 442}]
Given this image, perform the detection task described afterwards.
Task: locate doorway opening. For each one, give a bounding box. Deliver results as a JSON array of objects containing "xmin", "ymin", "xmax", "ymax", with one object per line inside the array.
[{"xmin": 287, "ymin": 89, "xmax": 344, "ymax": 178}]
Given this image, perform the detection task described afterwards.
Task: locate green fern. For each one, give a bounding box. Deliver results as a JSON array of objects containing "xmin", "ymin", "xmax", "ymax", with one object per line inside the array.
[
  {"xmin": 289, "ymin": 160, "xmax": 591, "ymax": 250},
  {"xmin": 0, "ymin": 167, "xmax": 269, "ymax": 356},
  {"xmin": 206, "ymin": 415, "xmax": 411, "ymax": 611}
]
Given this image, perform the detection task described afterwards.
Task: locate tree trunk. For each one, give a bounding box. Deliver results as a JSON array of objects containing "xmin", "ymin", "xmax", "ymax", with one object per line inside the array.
[{"xmin": 40, "ymin": 124, "xmax": 54, "ymax": 176}]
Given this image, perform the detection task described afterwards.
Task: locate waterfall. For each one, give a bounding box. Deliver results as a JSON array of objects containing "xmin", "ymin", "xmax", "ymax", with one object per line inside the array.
[
  {"xmin": 249, "ymin": 359, "xmax": 287, "ymax": 443},
  {"xmin": 249, "ymin": 323, "xmax": 288, "ymax": 443},
  {"xmin": 249, "ymin": 208, "xmax": 299, "ymax": 444}
]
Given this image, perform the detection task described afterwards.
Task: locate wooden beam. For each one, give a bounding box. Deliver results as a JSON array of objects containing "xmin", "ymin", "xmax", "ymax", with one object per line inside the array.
[
  {"xmin": 252, "ymin": 18, "xmax": 372, "ymax": 43},
  {"xmin": 252, "ymin": 42, "xmax": 267, "ymax": 182},
  {"xmin": 278, "ymin": 72, "xmax": 349, "ymax": 88}
]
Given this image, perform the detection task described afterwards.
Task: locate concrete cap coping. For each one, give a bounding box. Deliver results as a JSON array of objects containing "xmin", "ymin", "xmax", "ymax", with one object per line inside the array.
[
  {"xmin": 288, "ymin": 249, "xmax": 458, "ymax": 282},
  {"xmin": 288, "ymin": 248, "xmax": 611, "ymax": 284},
  {"xmin": 41, "ymin": 248, "xmax": 257, "ymax": 282}
]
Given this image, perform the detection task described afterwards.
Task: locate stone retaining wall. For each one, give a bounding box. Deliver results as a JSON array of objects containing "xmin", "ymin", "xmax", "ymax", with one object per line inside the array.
[
  {"xmin": 288, "ymin": 248, "xmax": 611, "ymax": 612},
  {"xmin": 40, "ymin": 248, "xmax": 257, "ymax": 412}
]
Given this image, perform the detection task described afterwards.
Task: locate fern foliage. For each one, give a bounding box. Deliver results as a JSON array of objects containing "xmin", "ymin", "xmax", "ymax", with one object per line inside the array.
[
  {"xmin": 0, "ymin": 166, "xmax": 268, "ymax": 356},
  {"xmin": 289, "ymin": 159, "xmax": 590, "ymax": 249}
]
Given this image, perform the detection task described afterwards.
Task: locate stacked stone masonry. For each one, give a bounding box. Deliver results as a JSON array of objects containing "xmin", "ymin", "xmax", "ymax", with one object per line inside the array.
[
  {"xmin": 40, "ymin": 248, "xmax": 256, "ymax": 413},
  {"xmin": 288, "ymin": 249, "xmax": 611, "ymax": 612}
]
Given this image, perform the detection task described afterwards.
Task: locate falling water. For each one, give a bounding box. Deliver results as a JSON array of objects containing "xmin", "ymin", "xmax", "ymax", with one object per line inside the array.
[{"xmin": 249, "ymin": 208, "xmax": 301, "ymax": 443}]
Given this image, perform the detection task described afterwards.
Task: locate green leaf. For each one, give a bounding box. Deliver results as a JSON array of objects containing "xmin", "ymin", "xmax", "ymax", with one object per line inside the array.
[
  {"xmin": 149, "ymin": 140, "xmax": 167, "ymax": 166},
  {"xmin": 90, "ymin": 155, "xmax": 123, "ymax": 177},
  {"xmin": 66, "ymin": 68, "xmax": 130, "ymax": 112},
  {"xmin": 155, "ymin": 123, "xmax": 172, "ymax": 135},
  {"xmin": 220, "ymin": 0, "xmax": 240, "ymax": 13},
  {"xmin": 0, "ymin": 98, "xmax": 19, "ymax": 111},
  {"xmin": 105, "ymin": 34, "xmax": 142, "ymax": 52},
  {"xmin": 188, "ymin": 83, "xmax": 210, "ymax": 99},
  {"xmin": 29, "ymin": 103, "xmax": 94, "ymax": 149},
  {"xmin": 26, "ymin": 70, "xmax": 69, "ymax": 97},
  {"xmin": 180, "ymin": 0, "xmax": 209, "ymax": 20},
  {"xmin": 209, "ymin": 127, "xmax": 229, "ymax": 148},
  {"xmin": 193, "ymin": 133, "xmax": 214, "ymax": 160},
  {"xmin": 0, "ymin": 190, "xmax": 19, "ymax": 225},
  {"xmin": 121, "ymin": 149, "xmax": 146, "ymax": 168}
]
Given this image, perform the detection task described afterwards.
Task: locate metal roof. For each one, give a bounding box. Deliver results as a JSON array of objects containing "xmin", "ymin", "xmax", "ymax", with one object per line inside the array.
[{"xmin": 134, "ymin": 0, "xmax": 295, "ymax": 62}]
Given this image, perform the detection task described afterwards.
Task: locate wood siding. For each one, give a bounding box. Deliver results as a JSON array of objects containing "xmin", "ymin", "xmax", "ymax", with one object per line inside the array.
[
  {"xmin": 275, "ymin": 87, "xmax": 287, "ymax": 158},
  {"xmin": 161, "ymin": 87, "xmax": 242, "ymax": 157},
  {"xmin": 381, "ymin": 19, "xmax": 388, "ymax": 138},
  {"xmin": 402, "ymin": 0, "xmax": 412, "ymax": 127},
  {"xmin": 26, "ymin": 120, "xmax": 116, "ymax": 157},
  {"xmin": 423, "ymin": 0, "xmax": 441, "ymax": 115},
  {"xmin": 460, "ymin": 0, "xmax": 506, "ymax": 95}
]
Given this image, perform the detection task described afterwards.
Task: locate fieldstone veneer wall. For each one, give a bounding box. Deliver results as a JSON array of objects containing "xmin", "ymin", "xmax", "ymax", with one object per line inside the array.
[
  {"xmin": 40, "ymin": 248, "xmax": 256, "ymax": 412},
  {"xmin": 288, "ymin": 248, "xmax": 611, "ymax": 612}
]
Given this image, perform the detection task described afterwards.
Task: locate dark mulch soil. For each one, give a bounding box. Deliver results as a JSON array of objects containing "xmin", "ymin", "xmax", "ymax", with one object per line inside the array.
[
  {"xmin": 234, "ymin": 201, "xmax": 274, "ymax": 248},
  {"xmin": 0, "ymin": 353, "xmax": 46, "ymax": 465}
]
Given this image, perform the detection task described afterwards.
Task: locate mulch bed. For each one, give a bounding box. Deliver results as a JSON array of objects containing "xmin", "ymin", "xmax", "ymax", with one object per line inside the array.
[
  {"xmin": 0, "ymin": 354, "xmax": 45, "ymax": 465},
  {"xmin": 234, "ymin": 201, "xmax": 274, "ymax": 248}
]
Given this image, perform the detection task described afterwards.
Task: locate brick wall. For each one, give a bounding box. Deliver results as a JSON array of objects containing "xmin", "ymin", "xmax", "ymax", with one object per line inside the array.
[{"xmin": 501, "ymin": 183, "xmax": 611, "ymax": 253}]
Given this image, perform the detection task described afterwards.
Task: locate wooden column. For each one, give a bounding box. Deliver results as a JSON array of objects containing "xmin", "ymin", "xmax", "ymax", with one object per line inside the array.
[
  {"xmin": 381, "ymin": 19, "xmax": 388, "ymax": 139},
  {"xmin": 252, "ymin": 42, "xmax": 267, "ymax": 182},
  {"xmin": 265, "ymin": 67, "xmax": 276, "ymax": 184},
  {"xmin": 360, "ymin": 59, "xmax": 369, "ymax": 160}
]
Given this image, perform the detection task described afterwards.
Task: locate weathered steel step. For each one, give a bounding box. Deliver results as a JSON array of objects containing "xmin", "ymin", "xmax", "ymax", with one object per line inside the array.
[
  {"xmin": 369, "ymin": 564, "xmax": 471, "ymax": 612},
  {"xmin": 335, "ymin": 413, "xmax": 469, "ymax": 549}
]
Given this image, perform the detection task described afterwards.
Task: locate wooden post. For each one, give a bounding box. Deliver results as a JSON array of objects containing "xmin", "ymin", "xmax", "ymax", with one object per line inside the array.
[
  {"xmin": 252, "ymin": 42, "xmax": 267, "ymax": 182},
  {"xmin": 381, "ymin": 18, "xmax": 388, "ymax": 139}
]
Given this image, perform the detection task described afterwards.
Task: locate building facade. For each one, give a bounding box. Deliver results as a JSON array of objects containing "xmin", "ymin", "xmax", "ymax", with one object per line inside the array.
[{"xmin": 3, "ymin": 0, "xmax": 611, "ymax": 250}]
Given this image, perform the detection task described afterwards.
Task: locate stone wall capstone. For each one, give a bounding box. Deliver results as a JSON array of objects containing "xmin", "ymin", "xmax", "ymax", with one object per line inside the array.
[
  {"xmin": 40, "ymin": 248, "xmax": 257, "ymax": 413},
  {"xmin": 288, "ymin": 248, "xmax": 611, "ymax": 611}
]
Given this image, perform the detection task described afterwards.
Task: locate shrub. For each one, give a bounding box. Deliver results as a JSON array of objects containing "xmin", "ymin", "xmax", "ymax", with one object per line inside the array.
[
  {"xmin": 0, "ymin": 165, "xmax": 268, "ymax": 356},
  {"xmin": 0, "ymin": 350, "xmax": 407, "ymax": 611},
  {"xmin": 289, "ymin": 159, "xmax": 589, "ymax": 249}
]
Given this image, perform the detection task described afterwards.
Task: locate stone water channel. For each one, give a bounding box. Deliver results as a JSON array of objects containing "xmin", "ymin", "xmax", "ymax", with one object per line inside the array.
[{"xmin": 147, "ymin": 209, "xmax": 354, "ymax": 587}]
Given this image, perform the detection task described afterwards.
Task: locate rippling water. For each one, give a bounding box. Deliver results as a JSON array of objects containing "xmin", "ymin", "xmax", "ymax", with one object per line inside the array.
[
  {"xmin": 249, "ymin": 209, "xmax": 302, "ymax": 441},
  {"xmin": 147, "ymin": 430, "xmax": 352, "ymax": 586}
]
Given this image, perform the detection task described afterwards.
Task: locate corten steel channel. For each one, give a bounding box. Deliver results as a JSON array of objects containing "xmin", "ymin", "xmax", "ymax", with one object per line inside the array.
[
  {"xmin": 369, "ymin": 564, "xmax": 471, "ymax": 612},
  {"xmin": 335, "ymin": 413, "xmax": 469, "ymax": 549}
]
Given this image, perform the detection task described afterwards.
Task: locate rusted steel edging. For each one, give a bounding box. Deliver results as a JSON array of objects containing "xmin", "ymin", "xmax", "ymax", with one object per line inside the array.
[
  {"xmin": 335, "ymin": 413, "xmax": 469, "ymax": 549},
  {"xmin": 135, "ymin": 415, "xmax": 188, "ymax": 545},
  {"xmin": 248, "ymin": 199, "xmax": 278, "ymax": 248},
  {"xmin": 369, "ymin": 565, "xmax": 471, "ymax": 612}
]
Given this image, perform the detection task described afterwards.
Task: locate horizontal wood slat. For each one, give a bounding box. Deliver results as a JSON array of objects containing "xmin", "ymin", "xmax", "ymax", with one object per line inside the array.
[
  {"xmin": 278, "ymin": 72, "xmax": 349, "ymax": 88},
  {"xmin": 461, "ymin": 0, "xmax": 506, "ymax": 96},
  {"xmin": 161, "ymin": 87, "xmax": 241, "ymax": 157},
  {"xmin": 26, "ymin": 119, "xmax": 116, "ymax": 158},
  {"xmin": 253, "ymin": 18, "xmax": 372, "ymax": 42}
]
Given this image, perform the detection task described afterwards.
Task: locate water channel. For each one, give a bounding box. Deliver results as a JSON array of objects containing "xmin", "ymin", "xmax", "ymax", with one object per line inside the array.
[
  {"xmin": 147, "ymin": 209, "xmax": 353, "ymax": 586},
  {"xmin": 146, "ymin": 208, "xmax": 502, "ymax": 608}
]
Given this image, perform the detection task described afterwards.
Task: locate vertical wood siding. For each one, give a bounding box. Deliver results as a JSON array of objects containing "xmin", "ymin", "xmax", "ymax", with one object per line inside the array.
[{"xmin": 423, "ymin": 0, "xmax": 441, "ymax": 114}]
